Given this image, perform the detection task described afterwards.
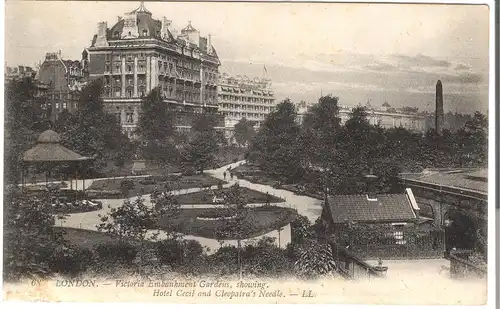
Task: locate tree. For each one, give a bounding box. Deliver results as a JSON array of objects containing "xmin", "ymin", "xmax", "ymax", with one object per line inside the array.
[
  {"xmin": 180, "ymin": 113, "xmax": 220, "ymax": 173},
  {"xmin": 180, "ymin": 131, "xmax": 219, "ymax": 173},
  {"xmin": 3, "ymin": 187, "xmax": 67, "ymax": 281},
  {"xmin": 4, "ymin": 77, "xmax": 46, "ymax": 184},
  {"xmin": 249, "ymin": 99, "xmax": 303, "ymax": 181},
  {"xmin": 294, "ymin": 240, "xmax": 337, "ymax": 279},
  {"xmin": 216, "ymin": 184, "xmax": 253, "ymax": 278},
  {"xmin": 136, "ymin": 87, "xmax": 178, "ymax": 165},
  {"xmin": 233, "ymin": 118, "xmax": 256, "ymax": 147},
  {"xmin": 58, "ymin": 79, "xmax": 132, "ymax": 171}
]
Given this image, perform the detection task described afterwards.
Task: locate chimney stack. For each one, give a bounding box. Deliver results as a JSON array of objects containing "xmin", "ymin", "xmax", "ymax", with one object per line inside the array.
[
  {"xmin": 207, "ymin": 34, "xmax": 213, "ymax": 54},
  {"xmin": 95, "ymin": 22, "xmax": 109, "ymax": 47},
  {"xmin": 161, "ymin": 16, "xmax": 172, "ymax": 40},
  {"xmin": 435, "ymin": 80, "xmax": 444, "ymax": 133},
  {"xmin": 365, "ymin": 170, "xmax": 378, "ymax": 201}
]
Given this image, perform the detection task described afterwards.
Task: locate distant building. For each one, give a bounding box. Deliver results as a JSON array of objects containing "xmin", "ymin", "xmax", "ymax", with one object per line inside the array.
[
  {"xmin": 86, "ymin": 2, "xmax": 221, "ymax": 138},
  {"xmin": 4, "ymin": 65, "xmax": 37, "ymax": 82},
  {"xmin": 296, "ymin": 100, "xmax": 427, "ymax": 132},
  {"xmin": 37, "ymin": 51, "xmax": 88, "ymax": 122},
  {"xmin": 218, "ymin": 73, "xmax": 276, "ymax": 141}
]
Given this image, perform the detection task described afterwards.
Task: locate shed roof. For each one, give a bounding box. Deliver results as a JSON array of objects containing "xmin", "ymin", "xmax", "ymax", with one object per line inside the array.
[{"xmin": 326, "ymin": 193, "xmax": 416, "ymax": 224}]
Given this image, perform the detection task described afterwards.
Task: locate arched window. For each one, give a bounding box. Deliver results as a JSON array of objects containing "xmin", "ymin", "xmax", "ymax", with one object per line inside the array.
[{"xmin": 126, "ymin": 87, "xmax": 133, "ymax": 98}]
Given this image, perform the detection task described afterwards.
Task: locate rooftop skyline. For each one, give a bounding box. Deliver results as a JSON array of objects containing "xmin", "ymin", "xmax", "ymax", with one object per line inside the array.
[{"xmin": 5, "ymin": 1, "xmax": 490, "ymax": 113}]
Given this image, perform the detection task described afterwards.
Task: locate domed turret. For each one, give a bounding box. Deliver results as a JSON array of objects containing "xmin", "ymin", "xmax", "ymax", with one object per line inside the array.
[{"xmin": 37, "ymin": 130, "xmax": 61, "ymax": 143}]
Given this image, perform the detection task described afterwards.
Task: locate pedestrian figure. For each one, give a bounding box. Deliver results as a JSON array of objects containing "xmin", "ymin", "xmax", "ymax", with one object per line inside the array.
[{"xmin": 223, "ymin": 171, "xmax": 227, "ymax": 179}]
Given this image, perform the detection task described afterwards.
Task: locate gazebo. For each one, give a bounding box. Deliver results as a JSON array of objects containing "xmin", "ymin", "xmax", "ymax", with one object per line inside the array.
[{"xmin": 21, "ymin": 130, "xmax": 91, "ymax": 197}]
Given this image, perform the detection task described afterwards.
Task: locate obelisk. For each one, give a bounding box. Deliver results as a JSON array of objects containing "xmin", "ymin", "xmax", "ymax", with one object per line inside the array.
[{"xmin": 435, "ymin": 80, "xmax": 444, "ymax": 133}]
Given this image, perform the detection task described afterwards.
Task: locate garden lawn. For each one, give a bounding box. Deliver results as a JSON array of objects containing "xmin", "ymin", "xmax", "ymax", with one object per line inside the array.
[
  {"xmin": 155, "ymin": 206, "xmax": 297, "ymax": 240},
  {"xmin": 87, "ymin": 174, "xmax": 224, "ymax": 199},
  {"xmin": 57, "ymin": 227, "xmax": 144, "ymax": 250},
  {"xmin": 174, "ymin": 187, "xmax": 285, "ymax": 205}
]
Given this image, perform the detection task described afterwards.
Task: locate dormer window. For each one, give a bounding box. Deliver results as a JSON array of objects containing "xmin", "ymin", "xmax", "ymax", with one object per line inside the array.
[
  {"xmin": 114, "ymin": 31, "xmax": 119, "ymax": 37},
  {"xmin": 142, "ymin": 29, "xmax": 148, "ymax": 36},
  {"xmin": 128, "ymin": 31, "xmax": 131, "ymax": 36}
]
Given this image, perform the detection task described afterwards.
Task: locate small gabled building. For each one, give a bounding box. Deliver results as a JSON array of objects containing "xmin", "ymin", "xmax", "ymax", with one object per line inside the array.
[{"xmin": 322, "ymin": 188, "xmax": 442, "ymax": 260}]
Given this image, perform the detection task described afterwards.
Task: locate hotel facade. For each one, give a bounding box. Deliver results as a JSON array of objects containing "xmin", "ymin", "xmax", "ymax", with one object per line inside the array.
[
  {"xmin": 217, "ymin": 73, "xmax": 276, "ymax": 141},
  {"xmin": 86, "ymin": 3, "xmax": 221, "ymax": 138}
]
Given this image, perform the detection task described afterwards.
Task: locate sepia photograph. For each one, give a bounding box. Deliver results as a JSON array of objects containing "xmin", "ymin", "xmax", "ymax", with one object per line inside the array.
[{"xmin": 2, "ymin": 0, "xmax": 495, "ymax": 306}]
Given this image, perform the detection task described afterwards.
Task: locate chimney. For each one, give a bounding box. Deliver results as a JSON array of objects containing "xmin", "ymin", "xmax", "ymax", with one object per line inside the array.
[
  {"xmin": 365, "ymin": 170, "xmax": 378, "ymax": 201},
  {"xmin": 95, "ymin": 22, "xmax": 109, "ymax": 47},
  {"xmin": 161, "ymin": 16, "xmax": 172, "ymax": 39},
  {"xmin": 435, "ymin": 80, "xmax": 444, "ymax": 133},
  {"xmin": 208, "ymin": 34, "xmax": 213, "ymax": 54},
  {"xmin": 117, "ymin": 16, "xmax": 123, "ymax": 22}
]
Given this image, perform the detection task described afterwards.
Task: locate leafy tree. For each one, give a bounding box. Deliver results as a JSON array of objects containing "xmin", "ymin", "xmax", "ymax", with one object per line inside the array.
[
  {"xmin": 301, "ymin": 95, "xmax": 342, "ymax": 168},
  {"xmin": 136, "ymin": 87, "xmax": 178, "ymax": 165},
  {"xmin": 4, "ymin": 77, "xmax": 46, "ymax": 184},
  {"xmin": 180, "ymin": 113, "xmax": 220, "ymax": 173},
  {"xmin": 58, "ymin": 79, "xmax": 132, "ymax": 171},
  {"xmin": 291, "ymin": 214, "xmax": 313, "ymax": 244},
  {"xmin": 180, "ymin": 131, "xmax": 219, "ymax": 173},
  {"xmin": 3, "ymin": 187, "xmax": 67, "ymax": 281},
  {"xmin": 249, "ymin": 99, "xmax": 303, "ymax": 181},
  {"xmin": 294, "ymin": 240, "xmax": 337, "ymax": 279},
  {"xmin": 233, "ymin": 118, "xmax": 256, "ymax": 147},
  {"xmin": 216, "ymin": 184, "xmax": 253, "ymax": 278}
]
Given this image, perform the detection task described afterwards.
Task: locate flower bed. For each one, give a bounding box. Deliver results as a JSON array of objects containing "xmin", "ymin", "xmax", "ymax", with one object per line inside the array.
[
  {"xmin": 52, "ymin": 199, "xmax": 103, "ymax": 214},
  {"xmin": 155, "ymin": 206, "xmax": 298, "ymax": 240},
  {"xmin": 87, "ymin": 174, "xmax": 224, "ymax": 199},
  {"xmin": 174, "ymin": 187, "xmax": 285, "ymax": 205}
]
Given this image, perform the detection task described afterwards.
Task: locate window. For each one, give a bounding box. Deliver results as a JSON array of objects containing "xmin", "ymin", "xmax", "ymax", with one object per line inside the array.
[
  {"xmin": 126, "ymin": 112, "xmax": 134, "ymax": 123},
  {"xmin": 393, "ymin": 230, "xmax": 406, "ymax": 245},
  {"xmin": 63, "ymin": 102, "xmax": 67, "ymax": 109},
  {"xmin": 55, "ymin": 103, "xmax": 59, "ymax": 109},
  {"xmin": 105, "ymin": 64, "xmax": 110, "ymax": 72},
  {"xmin": 142, "ymin": 29, "xmax": 148, "ymax": 36},
  {"xmin": 127, "ymin": 65, "xmax": 132, "ymax": 72},
  {"xmin": 126, "ymin": 88, "xmax": 133, "ymax": 98}
]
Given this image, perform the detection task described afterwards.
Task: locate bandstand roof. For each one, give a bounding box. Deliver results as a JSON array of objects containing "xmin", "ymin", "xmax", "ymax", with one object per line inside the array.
[{"xmin": 22, "ymin": 130, "xmax": 90, "ymax": 162}]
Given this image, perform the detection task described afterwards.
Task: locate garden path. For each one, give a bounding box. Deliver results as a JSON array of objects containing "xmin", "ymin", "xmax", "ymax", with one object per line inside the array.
[{"xmin": 207, "ymin": 160, "xmax": 324, "ymax": 223}]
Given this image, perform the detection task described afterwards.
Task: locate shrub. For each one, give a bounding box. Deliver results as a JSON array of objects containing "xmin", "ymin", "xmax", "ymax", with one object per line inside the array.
[
  {"xmin": 120, "ymin": 179, "xmax": 136, "ymax": 197},
  {"xmin": 155, "ymin": 239, "xmax": 184, "ymax": 266},
  {"xmin": 49, "ymin": 246, "xmax": 94, "ymax": 277},
  {"xmin": 94, "ymin": 242, "xmax": 138, "ymax": 265}
]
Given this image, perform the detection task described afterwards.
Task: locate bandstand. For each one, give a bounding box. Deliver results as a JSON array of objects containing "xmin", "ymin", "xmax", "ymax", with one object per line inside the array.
[{"xmin": 21, "ymin": 130, "xmax": 92, "ymax": 198}]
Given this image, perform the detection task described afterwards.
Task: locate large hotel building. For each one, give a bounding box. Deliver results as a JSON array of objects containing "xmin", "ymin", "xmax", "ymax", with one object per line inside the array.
[
  {"xmin": 218, "ymin": 73, "xmax": 276, "ymax": 140},
  {"xmin": 86, "ymin": 3, "xmax": 221, "ymax": 137}
]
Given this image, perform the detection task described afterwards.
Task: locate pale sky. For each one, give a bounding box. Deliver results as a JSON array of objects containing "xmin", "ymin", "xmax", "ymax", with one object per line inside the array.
[{"xmin": 4, "ymin": 1, "xmax": 491, "ymax": 113}]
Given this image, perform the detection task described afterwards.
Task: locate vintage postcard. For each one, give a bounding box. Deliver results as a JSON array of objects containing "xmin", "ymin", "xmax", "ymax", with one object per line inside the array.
[{"xmin": 2, "ymin": 0, "xmax": 496, "ymax": 306}]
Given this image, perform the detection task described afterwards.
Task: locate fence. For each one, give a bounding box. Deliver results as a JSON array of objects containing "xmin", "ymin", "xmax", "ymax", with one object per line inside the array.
[
  {"xmin": 449, "ymin": 249, "xmax": 487, "ymax": 279},
  {"xmin": 340, "ymin": 226, "xmax": 445, "ymax": 260}
]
